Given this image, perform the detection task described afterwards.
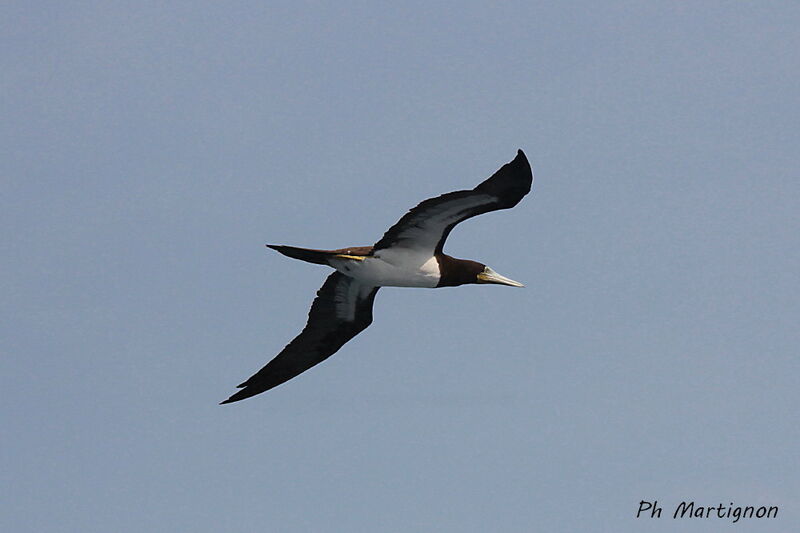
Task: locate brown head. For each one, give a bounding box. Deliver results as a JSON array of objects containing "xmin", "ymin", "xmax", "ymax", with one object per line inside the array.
[{"xmin": 436, "ymin": 255, "xmax": 524, "ymax": 288}]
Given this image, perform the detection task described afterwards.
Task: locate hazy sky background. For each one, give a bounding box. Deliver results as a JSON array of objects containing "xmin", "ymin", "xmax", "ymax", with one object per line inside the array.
[{"xmin": 3, "ymin": 1, "xmax": 799, "ymax": 532}]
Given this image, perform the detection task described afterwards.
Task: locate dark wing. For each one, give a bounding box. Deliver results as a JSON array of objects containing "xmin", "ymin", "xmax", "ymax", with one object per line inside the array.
[
  {"xmin": 221, "ymin": 272, "xmax": 379, "ymax": 404},
  {"xmin": 372, "ymin": 150, "xmax": 532, "ymax": 255}
]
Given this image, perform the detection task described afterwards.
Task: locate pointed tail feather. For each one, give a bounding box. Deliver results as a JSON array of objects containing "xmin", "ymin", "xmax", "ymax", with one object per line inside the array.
[{"xmin": 266, "ymin": 244, "xmax": 333, "ymax": 265}]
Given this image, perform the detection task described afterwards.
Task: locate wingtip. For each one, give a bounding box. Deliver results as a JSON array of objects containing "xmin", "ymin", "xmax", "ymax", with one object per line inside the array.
[
  {"xmin": 513, "ymin": 149, "xmax": 532, "ymax": 182},
  {"xmin": 220, "ymin": 382, "xmax": 265, "ymax": 404},
  {"xmin": 220, "ymin": 383, "xmax": 250, "ymax": 404},
  {"xmin": 220, "ymin": 390, "xmax": 246, "ymax": 404}
]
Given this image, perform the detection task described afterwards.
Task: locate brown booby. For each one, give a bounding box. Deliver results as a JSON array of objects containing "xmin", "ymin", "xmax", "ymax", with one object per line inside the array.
[{"xmin": 221, "ymin": 150, "xmax": 533, "ymax": 404}]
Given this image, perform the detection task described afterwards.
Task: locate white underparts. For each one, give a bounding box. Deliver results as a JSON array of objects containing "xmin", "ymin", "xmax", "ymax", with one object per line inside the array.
[{"xmin": 331, "ymin": 251, "xmax": 440, "ymax": 288}]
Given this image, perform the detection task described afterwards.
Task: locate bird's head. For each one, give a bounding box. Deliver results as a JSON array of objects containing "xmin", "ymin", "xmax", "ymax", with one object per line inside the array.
[{"xmin": 438, "ymin": 256, "xmax": 524, "ymax": 288}]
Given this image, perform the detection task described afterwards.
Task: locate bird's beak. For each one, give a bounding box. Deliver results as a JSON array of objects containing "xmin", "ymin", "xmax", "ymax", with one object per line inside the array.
[{"xmin": 477, "ymin": 266, "xmax": 525, "ymax": 287}]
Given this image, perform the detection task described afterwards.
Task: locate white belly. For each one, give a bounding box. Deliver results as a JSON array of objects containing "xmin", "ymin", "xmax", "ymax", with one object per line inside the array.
[{"xmin": 331, "ymin": 253, "xmax": 440, "ymax": 288}]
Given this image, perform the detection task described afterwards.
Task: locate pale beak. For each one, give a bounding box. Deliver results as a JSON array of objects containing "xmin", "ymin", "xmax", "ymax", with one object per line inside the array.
[{"xmin": 477, "ymin": 266, "xmax": 525, "ymax": 287}]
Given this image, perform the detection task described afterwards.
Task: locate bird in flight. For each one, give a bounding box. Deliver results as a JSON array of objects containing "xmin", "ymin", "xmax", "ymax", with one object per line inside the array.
[{"xmin": 221, "ymin": 150, "xmax": 533, "ymax": 404}]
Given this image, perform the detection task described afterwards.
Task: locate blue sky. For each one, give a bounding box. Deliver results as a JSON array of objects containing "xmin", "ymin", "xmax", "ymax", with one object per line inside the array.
[{"xmin": 3, "ymin": 2, "xmax": 799, "ymax": 531}]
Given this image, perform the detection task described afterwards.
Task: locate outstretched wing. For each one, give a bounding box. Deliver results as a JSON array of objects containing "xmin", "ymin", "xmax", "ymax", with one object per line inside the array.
[
  {"xmin": 372, "ymin": 150, "xmax": 532, "ymax": 255},
  {"xmin": 221, "ymin": 272, "xmax": 379, "ymax": 404}
]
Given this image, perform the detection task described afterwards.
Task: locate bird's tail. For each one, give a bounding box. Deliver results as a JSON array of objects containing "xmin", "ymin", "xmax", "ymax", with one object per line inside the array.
[{"xmin": 266, "ymin": 244, "xmax": 337, "ymax": 265}]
